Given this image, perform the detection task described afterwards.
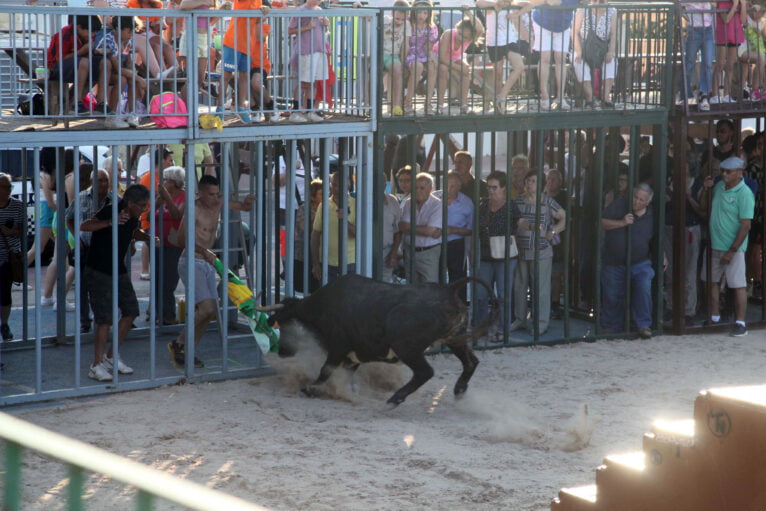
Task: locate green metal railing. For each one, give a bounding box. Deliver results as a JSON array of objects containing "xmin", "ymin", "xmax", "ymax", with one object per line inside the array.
[{"xmin": 0, "ymin": 412, "xmax": 273, "ymax": 511}]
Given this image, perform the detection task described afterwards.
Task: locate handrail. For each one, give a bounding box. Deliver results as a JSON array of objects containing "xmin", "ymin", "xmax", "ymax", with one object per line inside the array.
[{"xmin": 0, "ymin": 411, "xmax": 274, "ymax": 511}]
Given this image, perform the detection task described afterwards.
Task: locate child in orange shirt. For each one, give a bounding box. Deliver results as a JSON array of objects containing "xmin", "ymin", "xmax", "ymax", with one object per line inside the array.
[{"xmin": 217, "ymin": 0, "xmax": 272, "ymax": 123}]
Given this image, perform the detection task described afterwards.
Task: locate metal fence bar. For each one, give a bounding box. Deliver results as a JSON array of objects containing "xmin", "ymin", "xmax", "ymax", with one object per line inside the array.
[{"xmin": 0, "ymin": 413, "xmax": 274, "ymax": 511}]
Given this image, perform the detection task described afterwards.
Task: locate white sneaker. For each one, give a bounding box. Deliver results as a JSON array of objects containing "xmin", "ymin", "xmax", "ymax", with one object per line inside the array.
[
  {"xmin": 306, "ymin": 111, "xmax": 324, "ymax": 122},
  {"xmin": 268, "ymin": 112, "xmax": 281, "ymax": 122},
  {"xmin": 53, "ymin": 301, "xmax": 75, "ymax": 312},
  {"xmin": 41, "ymin": 296, "xmax": 55, "ymax": 306},
  {"xmin": 558, "ymin": 98, "xmax": 571, "ymax": 110},
  {"xmin": 88, "ymin": 362, "xmax": 113, "ymax": 381},
  {"xmin": 126, "ymin": 115, "xmax": 140, "ymax": 128},
  {"xmin": 723, "ymin": 95, "xmax": 735, "ymax": 103},
  {"xmin": 104, "ymin": 355, "xmax": 134, "ymax": 375},
  {"xmin": 699, "ymin": 97, "xmax": 710, "ymax": 111},
  {"xmin": 288, "ymin": 112, "xmax": 308, "ymax": 123},
  {"xmin": 539, "ymin": 99, "xmax": 551, "ymax": 111},
  {"xmin": 105, "ymin": 116, "xmax": 130, "ymax": 129},
  {"xmin": 710, "ymin": 95, "xmax": 720, "ymax": 104}
]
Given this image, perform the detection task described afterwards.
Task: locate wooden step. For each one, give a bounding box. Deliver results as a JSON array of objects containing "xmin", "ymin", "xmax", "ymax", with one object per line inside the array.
[
  {"xmin": 594, "ymin": 451, "xmax": 647, "ymax": 509},
  {"xmin": 550, "ymin": 484, "xmax": 598, "ymax": 511},
  {"xmin": 641, "ymin": 419, "xmax": 712, "ymax": 510},
  {"xmin": 643, "ymin": 419, "xmax": 697, "ymax": 472},
  {"xmin": 692, "ymin": 385, "xmax": 766, "ymax": 510}
]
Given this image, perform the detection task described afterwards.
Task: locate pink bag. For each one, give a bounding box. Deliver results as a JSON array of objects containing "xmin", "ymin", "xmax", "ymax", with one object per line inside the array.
[{"xmin": 149, "ymin": 92, "xmax": 188, "ymax": 128}]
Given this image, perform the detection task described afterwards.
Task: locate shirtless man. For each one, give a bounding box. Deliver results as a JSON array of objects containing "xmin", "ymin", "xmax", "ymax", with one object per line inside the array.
[{"xmin": 168, "ymin": 175, "xmax": 255, "ymax": 368}]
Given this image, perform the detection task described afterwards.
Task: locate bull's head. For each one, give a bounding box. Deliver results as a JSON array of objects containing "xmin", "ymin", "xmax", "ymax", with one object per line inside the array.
[{"xmin": 262, "ymin": 297, "xmax": 304, "ymax": 358}]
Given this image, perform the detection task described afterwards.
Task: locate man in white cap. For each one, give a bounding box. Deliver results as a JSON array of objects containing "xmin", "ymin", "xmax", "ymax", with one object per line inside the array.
[{"xmin": 701, "ymin": 156, "xmax": 755, "ymax": 337}]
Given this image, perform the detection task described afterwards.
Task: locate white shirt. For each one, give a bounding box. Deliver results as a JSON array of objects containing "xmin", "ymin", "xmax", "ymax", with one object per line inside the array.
[
  {"xmin": 400, "ymin": 194, "xmax": 443, "ymax": 248},
  {"xmin": 484, "ymin": 8, "xmax": 519, "ymax": 47}
]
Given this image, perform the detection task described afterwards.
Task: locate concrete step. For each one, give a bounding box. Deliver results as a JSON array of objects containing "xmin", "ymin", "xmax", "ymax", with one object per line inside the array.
[{"xmin": 550, "ymin": 484, "xmax": 598, "ymax": 511}]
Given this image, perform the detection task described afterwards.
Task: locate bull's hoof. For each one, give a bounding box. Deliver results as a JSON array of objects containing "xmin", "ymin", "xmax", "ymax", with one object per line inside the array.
[
  {"xmin": 386, "ymin": 395, "xmax": 405, "ymax": 407},
  {"xmin": 301, "ymin": 386, "xmax": 321, "ymax": 398},
  {"xmin": 454, "ymin": 382, "xmax": 468, "ymax": 396}
]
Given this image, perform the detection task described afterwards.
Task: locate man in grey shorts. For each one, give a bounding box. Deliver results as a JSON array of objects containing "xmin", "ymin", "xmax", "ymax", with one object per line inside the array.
[
  {"xmin": 168, "ymin": 175, "xmax": 255, "ymax": 368},
  {"xmin": 701, "ymin": 156, "xmax": 755, "ymax": 337}
]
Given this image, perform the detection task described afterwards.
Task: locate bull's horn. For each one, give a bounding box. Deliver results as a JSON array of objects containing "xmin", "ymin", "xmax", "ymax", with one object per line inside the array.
[{"xmin": 254, "ymin": 303, "xmax": 285, "ymax": 313}]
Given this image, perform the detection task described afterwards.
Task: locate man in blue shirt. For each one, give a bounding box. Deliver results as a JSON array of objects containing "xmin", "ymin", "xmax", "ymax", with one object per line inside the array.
[
  {"xmin": 601, "ymin": 183, "xmax": 660, "ymax": 338},
  {"xmin": 434, "ymin": 171, "xmax": 474, "ymax": 298}
]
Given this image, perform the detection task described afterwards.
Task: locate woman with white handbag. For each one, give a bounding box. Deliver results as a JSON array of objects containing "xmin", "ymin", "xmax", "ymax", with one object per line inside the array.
[
  {"xmin": 511, "ymin": 170, "xmax": 566, "ymax": 336},
  {"xmin": 475, "ymin": 171, "xmax": 520, "ymax": 341}
]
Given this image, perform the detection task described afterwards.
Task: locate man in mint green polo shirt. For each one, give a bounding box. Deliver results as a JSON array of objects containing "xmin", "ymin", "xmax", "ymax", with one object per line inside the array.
[{"xmin": 701, "ymin": 156, "xmax": 755, "ymax": 337}]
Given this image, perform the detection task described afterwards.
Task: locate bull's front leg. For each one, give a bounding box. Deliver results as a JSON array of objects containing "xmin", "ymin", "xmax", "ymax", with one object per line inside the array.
[
  {"xmin": 302, "ymin": 353, "xmax": 346, "ymax": 398},
  {"xmin": 388, "ymin": 354, "xmax": 434, "ymax": 407},
  {"xmin": 448, "ymin": 343, "xmax": 479, "ymax": 397}
]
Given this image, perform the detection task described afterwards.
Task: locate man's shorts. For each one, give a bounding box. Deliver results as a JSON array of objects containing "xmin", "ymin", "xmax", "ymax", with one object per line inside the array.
[
  {"xmin": 39, "ymin": 200, "xmax": 54, "ymax": 228},
  {"xmin": 532, "ymin": 22, "xmax": 570, "ymax": 53},
  {"xmin": 179, "ymin": 30, "xmax": 210, "ymax": 58},
  {"xmin": 701, "ymin": 249, "xmax": 747, "ymax": 289},
  {"xmin": 84, "ymin": 266, "xmax": 140, "ymax": 325},
  {"xmin": 178, "ymin": 255, "xmax": 219, "ymax": 304},
  {"xmin": 49, "ymin": 55, "xmax": 104, "ymax": 82},
  {"xmin": 222, "ymin": 46, "xmax": 251, "ymax": 73},
  {"xmin": 298, "ymin": 52, "xmax": 329, "ymax": 83}
]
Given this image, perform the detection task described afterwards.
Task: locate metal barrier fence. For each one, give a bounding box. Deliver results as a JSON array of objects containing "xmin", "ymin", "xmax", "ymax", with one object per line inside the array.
[
  {"xmin": 0, "ymin": 135, "xmax": 377, "ymax": 406},
  {"xmin": 376, "ymin": 125, "xmax": 672, "ymax": 346},
  {"xmin": 1, "ymin": 5, "xmax": 376, "ymax": 126},
  {"xmin": 375, "ymin": 3, "xmax": 675, "ymax": 117},
  {"xmin": 0, "ymin": 411, "xmax": 273, "ymax": 510},
  {"xmin": 676, "ymin": 0, "xmax": 766, "ymax": 115}
]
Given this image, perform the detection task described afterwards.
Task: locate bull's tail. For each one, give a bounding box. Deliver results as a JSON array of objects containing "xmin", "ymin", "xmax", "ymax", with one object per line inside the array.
[{"xmin": 450, "ymin": 277, "xmax": 499, "ymax": 339}]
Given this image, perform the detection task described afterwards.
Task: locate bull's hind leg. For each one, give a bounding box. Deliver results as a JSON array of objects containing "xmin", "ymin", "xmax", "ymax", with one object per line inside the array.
[
  {"xmin": 388, "ymin": 354, "xmax": 434, "ymax": 406},
  {"xmin": 448, "ymin": 343, "xmax": 479, "ymax": 397}
]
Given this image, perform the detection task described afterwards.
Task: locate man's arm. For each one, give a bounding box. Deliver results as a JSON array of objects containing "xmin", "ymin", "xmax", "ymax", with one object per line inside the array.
[
  {"xmin": 230, "ymin": 194, "xmax": 256, "ymax": 211},
  {"xmin": 721, "ymin": 219, "xmax": 752, "ymax": 264},
  {"xmin": 601, "ymin": 213, "xmax": 633, "ymax": 231}
]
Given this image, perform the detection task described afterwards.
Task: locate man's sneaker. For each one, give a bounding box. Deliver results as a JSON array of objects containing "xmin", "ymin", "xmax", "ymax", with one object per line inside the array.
[
  {"xmin": 699, "ymin": 96, "xmax": 710, "ymax": 111},
  {"xmin": 126, "ymin": 115, "xmax": 140, "ymax": 128},
  {"xmin": 41, "ymin": 296, "xmax": 55, "ymax": 306},
  {"xmin": 168, "ymin": 341, "xmax": 185, "ymax": 366},
  {"xmin": 268, "ymin": 111, "xmax": 281, "ymax": 122},
  {"xmin": 104, "ymin": 355, "xmax": 134, "ymax": 374},
  {"xmin": 637, "ymin": 327, "xmax": 652, "ymax": 339},
  {"xmin": 105, "ymin": 116, "xmax": 130, "ymax": 129},
  {"xmin": 288, "ymin": 112, "xmax": 308, "ymax": 123},
  {"xmin": 510, "ymin": 319, "xmax": 525, "ymax": 332},
  {"xmin": 306, "ymin": 111, "xmax": 324, "ymax": 122},
  {"xmin": 557, "ymin": 98, "xmax": 571, "ymax": 110},
  {"xmin": 168, "ymin": 342, "xmax": 205, "ymax": 368},
  {"xmin": 539, "ymin": 99, "xmax": 551, "ymax": 111},
  {"xmin": 730, "ymin": 323, "xmax": 748, "ymax": 337},
  {"xmin": 702, "ymin": 319, "xmax": 720, "ymax": 327},
  {"xmin": 710, "ymin": 95, "xmax": 720, "ymax": 104},
  {"xmin": 0, "ymin": 324, "xmax": 12, "ymax": 341},
  {"xmin": 53, "ymin": 301, "xmax": 76, "ymax": 312},
  {"xmin": 88, "ymin": 362, "xmax": 113, "ymax": 382}
]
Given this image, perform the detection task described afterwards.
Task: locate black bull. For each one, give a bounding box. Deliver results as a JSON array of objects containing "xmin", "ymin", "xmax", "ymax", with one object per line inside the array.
[{"xmin": 265, "ymin": 274, "xmax": 498, "ymax": 406}]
